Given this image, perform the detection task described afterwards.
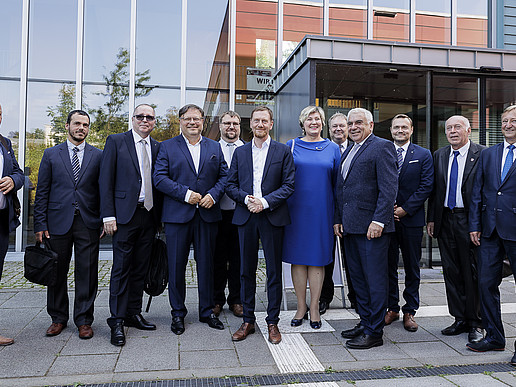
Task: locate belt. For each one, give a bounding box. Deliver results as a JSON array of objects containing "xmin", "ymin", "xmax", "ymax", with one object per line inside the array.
[{"xmin": 444, "ymin": 207, "xmax": 465, "ymax": 214}]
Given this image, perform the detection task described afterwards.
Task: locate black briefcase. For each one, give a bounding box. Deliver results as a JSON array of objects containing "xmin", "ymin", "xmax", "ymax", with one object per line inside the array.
[
  {"xmin": 144, "ymin": 235, "xmax": 168, "ymax": 312},
  {"xmin": 24, "ymin": 240, "xmax": 58, "ymax": 286}
]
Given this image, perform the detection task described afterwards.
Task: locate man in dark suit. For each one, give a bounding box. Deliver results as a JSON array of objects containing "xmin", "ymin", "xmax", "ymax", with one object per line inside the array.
[
  {"xmin": 34, "ymin": 110, "xmax": 102, "ymax": 340},
  {"xmin": 320, "ymin": 112, "xmax": 357, "ymax": 314},
  {"xmin": 468, "ymin": 105, "xmax": 516, "ymax": 359},
  {"xmin": 99, "ymin": 104, "xmax": 162, "ymax": 346},
  {"xmin": 385, "ymin": 114, "xmax": 433, "ymax": 332},
  {"xmin": 153, "ymin": 104, "xmax": 228, "ymax": 335},
  {"xmin": 335, "ymin": 107, "xmax": 398, "ymax": 349},
  {"xmin": 0, "ymin": 103, "xmax": 24, "ymax": 346},
  {"xmin": 213, "ymin": 111, "xmax": 244, "ymax": 318},
  {"xmin": 427, "ymin": 115, "xmax": 485, "ymax": 344},
  {"xmin": 226, "ymin": 106, "xmax": 294, "ymax": 345}
]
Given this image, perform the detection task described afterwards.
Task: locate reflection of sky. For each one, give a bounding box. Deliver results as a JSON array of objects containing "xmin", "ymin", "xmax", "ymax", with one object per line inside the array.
[
  {"xmin": 0, "ymin": 80, "xmax": 20, "ymax": 137},
  {"xmin": 374, "ymin": 0, "xmax": 408, "ymax": 9},
  {"xmin": 136, "ymin": 87, "xmax": 181, "ymax": 119},
  {"xmin": 457, "ymin": 0, "xmax": 487, "ymax": 16},
  {"xmin": 26, "ymin": 82, "xmax": 64, "ymax": 133},
  {"xmin": 416, "ymin": 0, "xmax": 450, "ymax": 13},
  {"xmin": 0, "ymin": 0, "xmax": 22, "ymax": 77},
  {"xmin": 330, "ymin": 0, "xmax": 365, "ymax": 5}
]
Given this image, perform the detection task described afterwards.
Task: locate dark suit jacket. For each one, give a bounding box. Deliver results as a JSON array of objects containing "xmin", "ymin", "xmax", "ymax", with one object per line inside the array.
[
  {"xmin": 34, "ymin": 142, "xmax": 102, "ymax": 235},
  {"xmin": 470, "ymin": 143, "xmax": 516, "ymax": 241},
  {"xmin": 336, "ymin": 134, "xmax": 398, "ymax": 235},
  {"xmin": 396, "ymin": 143, "xmax": 434, "ymax": 228},
  {"xmin": 427, "ymin": 141, "xmax": 485, "ymax": 238},
  {"xmin": 153, "ymin": 135, "xmax": 228, "ymax": 224},
  {"xmin": 99, "ymin": 130, "xmax": 162, "ymax": 225},
  {"xmin": 226, "ymin": 139, "xmax": 295, "ymax": 227},
  {"xmin": 0, "ymin": 137, "xmax": 24, "ymax": 233}
]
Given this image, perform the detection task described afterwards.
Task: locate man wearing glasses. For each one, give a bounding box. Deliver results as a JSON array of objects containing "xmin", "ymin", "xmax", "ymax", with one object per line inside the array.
[
  {"xmin": 154, "ymin": 104, "xmax": 228, "ymax": 335},
  {"xmin": 99, "ymin": 104, "xmax": 162, "ymax": 346},
  {"xmin": 213, "ymin": 111, "xmax": 245, "ymax": 318}
]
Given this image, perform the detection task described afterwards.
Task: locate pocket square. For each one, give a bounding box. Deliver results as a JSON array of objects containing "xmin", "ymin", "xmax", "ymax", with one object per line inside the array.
[{"xmin": 409, "ymin": 160, "xmax": 419, "ymax": 163}]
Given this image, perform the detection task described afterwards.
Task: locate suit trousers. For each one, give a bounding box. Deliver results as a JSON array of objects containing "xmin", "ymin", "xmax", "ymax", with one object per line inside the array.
[
  {"xmin": 213, "ymin": 209, "xmax": 241, "ymax": 306},
  {"xmin": 47, "ymin": 213, "xmax": 99, "ymax": 327},
  {"xmin": 0, "ymin": 209, "xmax": 9, "ymax": 279},
  {"xmin": 238, "ymin": 212, "xmax": 283, "ymax": 325},
  {"xmin": 437, "ymin": 211, "xmax": 481, "ymax": 327},
  {"xmin": 108, "ymin": 207, "xmax": 155, "ymax": 327},
  {"xmin": 387, "ymin": 222, "xmax": 423, "ymax": 315},
  {"xmin": 321, "ymin": 235, "xmax": 356, "ymax": 305},
  {"xmin": 477, "ymin": 230, "xmax": 516, "ymax": 346},
  {"xmin": 165, "ymin": 211, "xmax": 218, "ymax": 320},
  {"xmin": 343, "ymin": 233, "xmax": 390, "ymax": 337}
]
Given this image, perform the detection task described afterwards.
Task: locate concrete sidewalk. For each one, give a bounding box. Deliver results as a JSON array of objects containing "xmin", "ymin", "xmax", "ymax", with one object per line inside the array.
[{"xmin": 1, "ymin": 260, "xmax": 516, "ymax": 386}]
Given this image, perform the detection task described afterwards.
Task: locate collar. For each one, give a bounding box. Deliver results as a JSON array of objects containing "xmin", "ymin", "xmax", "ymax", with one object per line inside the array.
[
  {"xmin": 132, "ymin": 129, "xmax": 150, "ymax": 144},
  {"xmin": 356, "ymin": 133, "xmax": 372, "ymax": 146},
  {"xmin": 504, "ymin": 139, "xmax": 516, "ymax": 149},
  {"xmin": 395, "ymin": 141, "xmax": 410, "ymax": 153},
  {"xmin": 252, "ymin": 136, "xmax": 271, "ymax": 150},
  {"xmin": 220, "ymin": 138, "xmax": 243, "ymax": 147},
  {"xmin": 182, "ymin": 134, "xmax": 202, "ymax": 146},
  {"xmin": 450, "ymin": 140, "xmax": 470, "ymax": 157},
  {"xmin": 67, "ymin": 140, "xmax": 86, "ymax": 151}
]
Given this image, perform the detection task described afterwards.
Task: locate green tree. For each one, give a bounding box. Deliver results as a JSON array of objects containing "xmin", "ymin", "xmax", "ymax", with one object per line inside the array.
[
  {"xmin": 47, "ymin": 84, "xmax": 75, "ymax": 145},
  {"xmin": 152, "ymin": 106, "xmax": 180, "ymax": 141}
]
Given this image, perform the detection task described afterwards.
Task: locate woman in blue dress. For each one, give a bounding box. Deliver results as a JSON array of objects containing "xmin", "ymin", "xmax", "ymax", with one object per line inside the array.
[{"xmin": 284, "ymin": 106, "xmax": 341, "ymax": 329}]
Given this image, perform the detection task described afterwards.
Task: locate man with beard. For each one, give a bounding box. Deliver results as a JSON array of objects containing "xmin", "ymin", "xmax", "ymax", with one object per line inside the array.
[{"xmin": 34, "ymin": 110, "xmax": 102, "ymax": 339}]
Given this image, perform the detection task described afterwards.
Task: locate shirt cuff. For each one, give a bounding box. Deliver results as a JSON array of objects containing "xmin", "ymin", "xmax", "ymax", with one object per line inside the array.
[
  {"xmin": 103, "ymin": 217, "xmax": 116, "ymax": 223},
  {"xmin": 185, "ymin": 189, "xmax": 193, "ymax": 203},
  {"xmin": 372, "ymin": 221, "xmax": 384, "ymax": 228},
  {"xmin": 259, "ymin": 197, "xmax": 269, "ymax": 209},
  {"xmin": 244, "ymin": 195, "xmax": 250, "ymax": 205}
]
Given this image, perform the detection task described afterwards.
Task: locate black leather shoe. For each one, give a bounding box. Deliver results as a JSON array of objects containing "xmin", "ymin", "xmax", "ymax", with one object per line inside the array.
[
  {"xmin": 346, "ymin": 333, "xmax": 383, "ymax": 349},
  {"xmin": 466, "ymin": 338, "xmax": 504, "ymax": 352},
  {"xmin": 110, "ymin": 323, "xmax": 125, "ymax": 346},
  {"xmin": 124, "ymin": 313, "xmax": 156, "ymax": 330},
  {"xmin": 468, "ymin": 327, "xmax": 484, "ymax": 343},
  {"xmin": 171, "ymin": 316, "xmax": 185, "ymax": 335},
  {"xmin": 441, "ymin": 320, "xmax": 468, "ymax": 336},
  {"xmin": 199, "ymin": 313, "xmax": 224, "ymax": 330},
  {"xmin": 341, "ymin": 323, "xmax": 364, "ymax": 339},
  {"xmin": 291, "ymin": 318, "xmax": 303, "ymax": 327},
  {"xmin": 310, "ymin": 320, "xmax": 322, "ymax": 329},
  {"xmin": 319, "ymin": 300, "xmax": 329, "ymax": 315}
]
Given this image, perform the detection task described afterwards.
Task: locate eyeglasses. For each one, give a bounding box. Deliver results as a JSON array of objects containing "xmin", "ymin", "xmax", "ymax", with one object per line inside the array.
[
  {"xmin": 222, "ymin": 121, "xmax": 240, "ymax": 127},
  {"xmin": 134, "ymin": 115, "xmax": 155, "ymax": 122},
  {"xmin": 180, "ymin": 117, "xmax": 203, "ymax": 123}
]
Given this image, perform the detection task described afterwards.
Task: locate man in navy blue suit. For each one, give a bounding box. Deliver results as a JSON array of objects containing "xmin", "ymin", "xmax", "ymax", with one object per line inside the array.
[
  {"xmin": 100, "ymin": 104, "xmax": 162, "ymax": 346},
  {"xmin": 0, "ymin": 103, "xmax": 24, "ymax": 346},
  {"xmin": 468, "ymin": 105, "xmax": 516, "ymax": 361},
  {"xmin": 335, "ymin": 108, "xmax": 398, "ymax": 349},
  {"xmin": 385, "ymin": 114, "xmax": 433, "ymax": 332},
  {"xmin": 34, "ymin": 110, "xmax": 102, "ymax": 340},
  {"xmin": 226, "ymin": 106, "xmax": 294, "ymax": 345},
  {"xmin": 153, "ymin": 104, "xmax": 228, "ymax": 335}
]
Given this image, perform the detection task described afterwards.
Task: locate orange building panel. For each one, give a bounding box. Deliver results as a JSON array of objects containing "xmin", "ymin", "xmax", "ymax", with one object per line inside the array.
[
  {"xmin": 237, "ymin": 0, "xmax": 278, "ymax": 14},
  {"xmin": 329, "ymin": 7, "xmax": 367, "ymax": 39}
]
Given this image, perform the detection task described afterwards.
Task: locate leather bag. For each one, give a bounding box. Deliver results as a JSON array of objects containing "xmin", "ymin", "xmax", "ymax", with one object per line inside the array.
[
  {"xmin": 24, "ymin": 240, "xmax": 58, "ymax": 286},
  {"xmin": 144, "ymin": 235, "xmax": 168, "ymax": 312}
]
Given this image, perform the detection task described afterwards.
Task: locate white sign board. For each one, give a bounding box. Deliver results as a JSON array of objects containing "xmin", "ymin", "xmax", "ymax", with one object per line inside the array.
[{"xmin": 247, "ymin": 68, "xmax": 273, "ymax": 92}]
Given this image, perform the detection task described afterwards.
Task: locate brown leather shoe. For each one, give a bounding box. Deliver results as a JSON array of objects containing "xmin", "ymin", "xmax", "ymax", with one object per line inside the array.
[
  {"xmin": 268, "ymin": 323, "xmax": 282, "ymax": 344},
  {"xmin": 229, "ymin": 304, "xmax": 244, "ymax": 317},
  {"xmin": 403, "ymin": 313, "xmax": 418, "ymax": 332},
  {"xmin": 78, "ymin": 324, "xmax": 94, "ymax": 339},
  {"xmin": 46, "ymin": 323, "xmax": 66, "ymax": 337},
  {"xmin": 0, "ymin": 335, "xmax": 13, "ymax": 346},
  {"xmin": 213, "ymin": 304, "xmax": 223, "ymax": 317},
  {"xmin": 384, "ymin": 310, "xmax": 399, "ymax": 326},
  {"xmin": 232, "ymin": 322, "xmax": 255, "ymax": 341}
]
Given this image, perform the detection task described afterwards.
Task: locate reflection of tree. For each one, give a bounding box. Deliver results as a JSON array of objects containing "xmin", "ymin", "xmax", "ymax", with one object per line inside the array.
[
  {"xmin": 47, "ymin": 84, "xmax": 75, "ymax": 145},
  {"xmin": 152, "ymin": 106, "xmax": 180, "ymax": 141}
]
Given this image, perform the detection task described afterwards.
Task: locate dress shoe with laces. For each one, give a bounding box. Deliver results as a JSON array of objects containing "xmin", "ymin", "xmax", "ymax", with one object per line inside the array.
[
  {"xmin": 46, "ymin": 323, "xmax": 66, "ymax": 337},
  {"xmin": 441, "ymin": 320, "xmax": 468, "ymax": 336},
  {"xmin": 341, "ymin": 323, "xmax": 364, "ymax": 339},
  {"xmin": 229, "ymin": 304, "xmax": 244, "ymax": 317},
  {"xmin": 171, "ymin": 316, "xmax": 185, "ymax": 335},
  {"xmin": 78, "ymin": 324, "xmax": 94, "ymax": 339},
  {"xmin": 213, "ymin": 304, "xmax": 223, "ymax": 317},
  {"xmin": 403, "ymin": 313, "xmax": 418, "ymax": 332},
  {"xmin": 110, "ymin": 323, "xmax": 125, "ymax": 346},
  {"xmin": 468, "ymin": 327, "xmax": 484, "ymax": 343},
  {"xmin": 0, "ymin": 335, "xmax": 13, "ymax": 346},
  {"xmin": 384, "ymin": 310, "xmax": 399, "ymax": 326},
  {"xmin": 232, "ymin": 322, "xmax": 255, "ymax": 341},
  {"xmin": 310, "ymin": 320, "xmax": 322, "ymax": 329},
  {"xmin": 346, "ymin": 333, "xmax": 383, "ymax": 349},
  {"xmin": 124, "ymin": 314, "xmax": 156, "ymax": 330},
  {"xmin": 466, "ymin": 338, "xmax": 504, "ymax": 352},
  {"xmin": 268, "ymin": 323, "xmax": 282, "ymax": 344},
  {"xmin": 200, "ymin": 313, "xmax": 224, "ymax": 330},
  {"xmin": 319, "ymin": 300, "xmax": 329, "ymax": 315}
]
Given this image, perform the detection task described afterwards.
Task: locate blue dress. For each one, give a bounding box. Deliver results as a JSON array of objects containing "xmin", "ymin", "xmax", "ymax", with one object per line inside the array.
[{"xmin": 282, "ymin": 137, "xmax": 341, "ymax": 266}]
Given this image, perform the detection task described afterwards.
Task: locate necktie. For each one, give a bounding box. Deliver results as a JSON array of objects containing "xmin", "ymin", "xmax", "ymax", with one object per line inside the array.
[
  {"xmin": 502, "ymin": 144, "xmax": 515, "ymax": 182},
  {"xmin": 447, "ymin": 150, "xmax": 460, "ymax": 209},
  {"xmin": 227, "ymin": 143, "xmax": 236, "ymax": 166},
  {"xmin": 397, "ymin": 147, "xmax": 403, "ymax": 174},
  {"xmin": 72, "ymin": 146, "xmax": 80, "ymax": 182},
  {"xmin": 340, "ymin": 144, "xmax": 345, "ymax": 155},
  {"xmin": 341, "ymin": 144, "xmax": 361, "ymax": 179},
  {"xmin": 140, "ymin": 139, "xmax": 153, "ymax": 211}
]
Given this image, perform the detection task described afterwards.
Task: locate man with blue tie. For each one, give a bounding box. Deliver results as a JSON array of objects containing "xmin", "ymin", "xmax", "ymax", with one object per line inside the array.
[
  {"xmin": 335, "ymin": 108, "xmax": 398, "ymax": 349},
  {"xmin": 100, "ymin": 104, "xmax": 162, "ymax": 346},
  {"xmin": 34, "ymin": 110, "xmax": 102, "ymax": 340},
  {"xmin": 385, "ymin": 114, "xmax": 433, "ymax": 332},
  {"xmin": 153, "ymin": 104, "xmax": 228, "ymax": 335},
  {"xmin": 427, "ymin": 115, "xmax": 485, "ymax": 344},
  {"xmin": 468, "ymin": 105, "xmax": 516, "ymax": 361}
]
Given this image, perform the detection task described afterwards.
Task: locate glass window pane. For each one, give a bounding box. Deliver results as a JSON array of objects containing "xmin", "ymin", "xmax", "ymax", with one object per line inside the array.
[
  {"xmin": 136, "ymin": 0, "xmax": 181, "ymax": 86},
  {"xmin": 84, "ymin": 0, "xmax": 130, "ymax": 82},
  {"xmin": 486, "ymin": 78, "xmax": 516, "ymax": 146},
  {"xmin": 329, "ymin": 0, "xmax": 367, "ymax": 40},
  {"xmin": 0, "ymin": 81, "xmax": 20, "ymax": 138},
  {"xmin": 373, "ymin": 0, "xmax": 409, "ymax": 42},
  {"xmin": 136, "ymin": 88, "xmax": 181, "ymax": 142},
  {"xmin": 186, "ymin": 0, "xmax": 229, "ymax": 89},
  {"xmin": 28, "ymin": 0, "xmax": 77, "ymax": 80},
  {"xmin": 284, "ymin": 0, "xmax": 323, "ymax": 58},
  {"xmin": 416, "ymin": 0, "xmax": 451, "ymax": 45},
  {"xmin": 186, "ymin": 89, "xmax": 229, "ymax": 140},
  {"xmin": 0, "ymin": 0, "xmax": 23, "ymax": 77},
  {"xmin": 457, "ymin": 0, "xmax": 488, "ymax": 48}
]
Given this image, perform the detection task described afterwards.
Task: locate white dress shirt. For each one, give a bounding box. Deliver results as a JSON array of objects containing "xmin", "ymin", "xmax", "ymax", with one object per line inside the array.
[
  {"xmin": 395, "ymin": 141, "xmax": 410, "ymax": 165},
  {"xmin": 66, "ymin": 139, "xmax": 86, "ymax": 166},
  {"xmin": 501, "ymin": 139, "xmax": 516, "ymax": 175},
  {"xmin": 333, "ymin": 139, "xmax": 348, "ymax": 155},
  {"xmin": 183, "ymin": 135, "xmax": 215, "ymax": 205},
  {"xmin": 245, "ymin": 136, "xmax": 271, "ymax": 209},
  {"xmin": 444, "ymin": 140, "xmax": 470, "ymax": 209},
  {"xmin": 219, "ymin": 138, "xmax": 244, "ymax": 210}
]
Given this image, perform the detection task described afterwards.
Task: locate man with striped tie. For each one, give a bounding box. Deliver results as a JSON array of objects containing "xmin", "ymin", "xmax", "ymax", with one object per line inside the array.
[
  {"xmin": 468, "ymin": 105, "xmax": 516, "ymax": 361},
  {"xmin": 34, "ymin": 110, "xmax": 103, "ymax": 340}
]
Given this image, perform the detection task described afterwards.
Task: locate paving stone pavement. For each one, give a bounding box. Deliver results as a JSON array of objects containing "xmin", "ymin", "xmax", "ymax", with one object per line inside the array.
[{"xmin": 1, "ymin": 259, "xmax": 516, "ymax": 386}]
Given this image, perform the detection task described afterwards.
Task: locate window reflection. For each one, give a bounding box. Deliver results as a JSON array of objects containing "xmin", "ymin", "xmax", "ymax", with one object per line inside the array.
[
  {"xmin": 284, "ymin": 0, "xmax": 323, "ymax": 58},
  {"xmin": 416, "ymin": 0, "xmax": 451, "ymax": 45},
  {"xmin": 186, "ymin": 89, "xmax": 229, "ymax": 140},
  {"xmin": 373, "ymin": 0, "xmax": 409, "ymax": 42},
  {"xmin": 329, "ymin": 0, "xmax": 367, "ymax": 40},
  {"xmin": 486, "ymin": 79, "xmax": 516, "ymax": 146},
  {"xmin": 136, "ymin": 88, "xmax": 181, "ymax": 142},
  {"xmin": 0, "ymin": 0, "xmax": 22, "ymax": 77},
  {"xmin": 457, "ymin": 0, "xmax": 487, "ymax": 47}
]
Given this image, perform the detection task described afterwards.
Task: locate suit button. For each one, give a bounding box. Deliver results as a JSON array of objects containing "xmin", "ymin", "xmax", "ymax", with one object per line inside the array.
[{"xmin": 498, "ymin": 192, "xmax": 502, "ymax": 196}]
